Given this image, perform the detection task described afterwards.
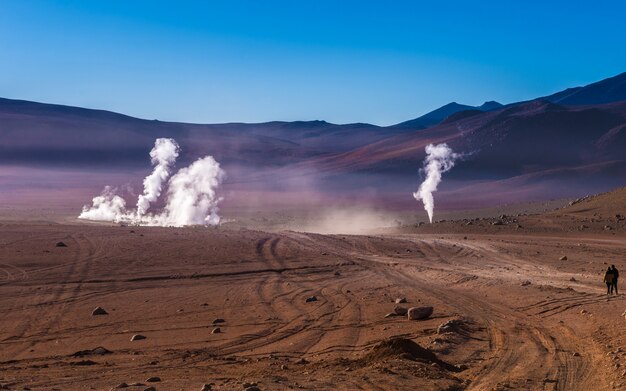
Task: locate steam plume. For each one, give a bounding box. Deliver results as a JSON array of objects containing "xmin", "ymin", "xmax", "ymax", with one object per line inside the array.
[
  {"xmin": 79, "ymin": 139, "xmax": 225, "ymax": 227},
  {"xmin": 136, "ymin": 138, "xmax": 179, "ymax": 217},
  {"xmin": 413, "ymin": 143, "xmax": 459, "ymax": 223},
  {"xmin": 79, "ymin": 186, "xmax": 127, "ymax": 222}
]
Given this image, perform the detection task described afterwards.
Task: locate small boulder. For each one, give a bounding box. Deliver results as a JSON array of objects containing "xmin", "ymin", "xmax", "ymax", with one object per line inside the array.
[
  {"xmin": 212, "ymin": 318, "xmax": 225, "ymax": 324},
  {"xmin": 395, "ymin": 298, "xmax": 407, "ymax": 304},
  {"xmin": 407, "ymin": 306, "xmax": 433, "ymax": 320},
  {"xmin": 393, "ymin": 306, "xmax": 408, "ymax": 316},
  {"xmin": 521, "ymin": 280, "xmax": 531, "ymax": 286},
  {"xmin": 92, "ymin": 307, "xmax": 108, "ymax": 316},
  {"xmin": 56, "ymin": 241, "xmax": 67, "ymax": 247},
  {"xmin": 211, "ymin": 327, "xmax": 221, "ymax": 334},
  {"xmin": 560, "ymin": 256, "xmax": 568, "ymax": 261},
  {"xmin": 115, "ymin": 383, "xmax": 129, "ymax": 388},
  {"xmin": 131, "ymin": 334, "xmax": 146, "ymax": 341},
  {"xmin": 384, "ymin": 312, "xmax": 398, "ymax": 318},
  {"xmin": 146, "ymin": 377, "xmax": 161, "ymax": 382},
  {"xmin": 437, "ymin": 319, "xmax": 465, "ymax": 334},
  {"xmin": 200, "ymin": 385, "xmax": 212, "ymax": 391},
  {"xmin": 305, "ymin": 296, "xmax": 318, "ymax": 303}
]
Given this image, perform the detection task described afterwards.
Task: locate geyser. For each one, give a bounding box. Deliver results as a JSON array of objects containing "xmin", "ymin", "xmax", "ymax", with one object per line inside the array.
[
  {"xmin": 79, "ymin": 139, "xmax": 224, "ymax": 227},
  {"xmin": 412, "ymin": 143, "xmax": 459, "ymax": 223}
]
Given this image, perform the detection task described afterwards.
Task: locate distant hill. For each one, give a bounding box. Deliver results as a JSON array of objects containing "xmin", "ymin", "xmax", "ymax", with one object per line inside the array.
[
  {"xmin": 543, "ymin": 72, "xmax": 626, "ymax": 105},
  {"xmin": 0, "ymin": 98, "xmax": 410, "ymax": 168},
  {"xmin": 392, "ymin": 101, "xmax": 503, "ymax": 129},
  {"xmin": 2, "ymin": 71, "xmax": 626, "ymax": 210}
]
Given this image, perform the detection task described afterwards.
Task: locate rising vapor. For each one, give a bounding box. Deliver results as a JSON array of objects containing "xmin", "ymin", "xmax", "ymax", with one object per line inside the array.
[
  {"xmin": 79, "ymin": 139, "xmax": 225, "ymax": 227},
  {"xmin": 413, "ymin": 143, "xmax": 459, "ymax": 223},
  {"xmin": 136, "ymin": 138, "xmax": 179, "ymax": 217}
]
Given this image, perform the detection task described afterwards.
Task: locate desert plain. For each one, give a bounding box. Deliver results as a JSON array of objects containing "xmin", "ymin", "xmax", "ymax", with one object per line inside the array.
[{"xmin": 0, "ymin": 188, "xmax": 625, "ymax": 391}]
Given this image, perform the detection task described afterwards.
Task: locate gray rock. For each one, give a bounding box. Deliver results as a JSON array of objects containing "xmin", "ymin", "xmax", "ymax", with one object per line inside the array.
[
  {"xmin": 407, "ymin": 306, "xmax": 433, "ymax": 320},
  {"xmin": 393, "ymin": 306, "xmax": 408, "ymax": 316},
  {"xmin": 437, "ymin": 319, "xmax": 465, "ymax": 334},
  {"xmin": 92, "ymin": 307, "xmax": 108, "ymax": 316}
]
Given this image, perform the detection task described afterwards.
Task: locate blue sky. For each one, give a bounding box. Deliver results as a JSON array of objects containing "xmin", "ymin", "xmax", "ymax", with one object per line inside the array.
[{"xmin": 1, "ymin": 1, "xmax": 624, "ymax": 125}]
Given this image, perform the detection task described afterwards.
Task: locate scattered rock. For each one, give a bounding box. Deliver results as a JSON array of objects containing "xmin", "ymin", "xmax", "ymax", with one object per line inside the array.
[
  {"xmin": 245, "ymin": 387, "xmax": 261, "ymax": 391},
  {"xmin": 72, "ymin": 346, "xmax": 111, "ymax": 357},
  {"xmin": 146, "ymin": 377, "xmax": 161, "ymax": 382},
  {"xmin": 212, "ymin": 327, "xmax": 221, "ymax": 334},
  {"xmin": 280, "ymin": 364, "xmax": 288, "ymax": 370},
  {"xmin": 521, "ymin": 280, "xmax": 531, "ymax": 286},
  {"xmin": 559, "ymin": 256, "xmax": 568, "ymax": 261},
  {"xmin": 393, "ymin": 306, "xmax": 408, "ymax": 316},
  {"xmin": 334, "ymin": 271, "xmax": 341, "ymax": 276},
  {"xmin": 573, "ymin": 352, "xmax": 580, "ymax": 357},
  {"xmin": 212, "ymin": 318, "xmax": 225, "ymax": 324},
  {"xmin": 56, "ymin": 241, "xmax": 67, "ymax": 247},
  {"xmin": 604, "ymin": 225, "xmax": 613, "ymax": 231},
  {"xmin": 395, "ymin": 298, "xmax": 407, "ymax": 304},
  {"xmin": 295, "ymin": 358, "xmax": 308, "ymax": 364},
  {"xmin": 384, "ymin": 312, "xmax": 398, "ymax": 318},
  {"xmin": 143, "ymin": 388, "xmax": 156, "ymax": 391},
  {"xmin": 437, "ymin": 319, "xmax": 465, "ymax": 334},
  {"xmin": 407, "ymin": 306, "xmax": 433, "ymax": 320},
  {"xmin": 200, "ymin": 384, "xmax": 212, "ymax": 391},
  {"xmin": 115, "ymin": 383, "xmax": 129, "ymax": 388},
  {"xmin": 305, "ymin": 296, "xmax": 318, "ymax": 303},
  {"xmin": 569, "ymin": 277, "xmax": 577, "ymax": 282},
  {"xmin": 580, "ymin": 309, "xmax": 588, "ymax": 315},
  {"xmin": 92, "ymin": 307, "xmax": 108, "ymax": 316},
  {"xmin": 131, "ymin": 334, "xmax": 147, "ymax": 341}
]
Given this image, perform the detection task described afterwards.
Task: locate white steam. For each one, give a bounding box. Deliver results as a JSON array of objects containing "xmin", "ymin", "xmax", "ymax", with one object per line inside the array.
[
  {"xmin": 412, "ymin": 143, "xmax": 459, "ymax": 223},
  {"xmin": 79, "ymin": 138, "xmax": 225, "ymax": 227},
  {"xmin": 136, "ymin": 138, "xmax": 179, "ymax": 217},
  {"xmin": 78, "ymin": 186, "xmax": 127, "ymax": 222}
]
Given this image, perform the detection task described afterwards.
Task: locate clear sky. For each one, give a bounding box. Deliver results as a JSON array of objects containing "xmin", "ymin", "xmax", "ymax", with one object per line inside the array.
[{"xmin": 1, "ymin": 1, "xmax": 625, "ymax": 125}]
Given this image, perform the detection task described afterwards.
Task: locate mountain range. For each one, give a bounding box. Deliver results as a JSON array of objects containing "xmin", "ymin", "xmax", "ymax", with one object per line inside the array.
[{"xmin": 1, "ymin": 71, "xmax": 625, "ymax": 212}]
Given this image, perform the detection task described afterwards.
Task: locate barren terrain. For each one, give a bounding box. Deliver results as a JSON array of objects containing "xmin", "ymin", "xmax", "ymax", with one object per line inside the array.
[{"xmin": 1, "ymin": 189, "xmax": 625, "ymax": 390}]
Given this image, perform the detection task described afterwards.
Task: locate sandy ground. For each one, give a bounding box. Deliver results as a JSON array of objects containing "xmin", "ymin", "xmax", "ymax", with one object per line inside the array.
[{"xmin": 1, "ymin": 190, "xmax": 625, "ymax": 390}]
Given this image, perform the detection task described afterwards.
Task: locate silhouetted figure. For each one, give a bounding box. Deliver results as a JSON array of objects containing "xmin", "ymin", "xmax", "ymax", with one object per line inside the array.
[
  {"xmin": 604, "ymin": 267, "xmax": 615, "ymax": 295},
  {"xmin": 611, "ymin": 265, "xmax": 619, "ymax": 295}
]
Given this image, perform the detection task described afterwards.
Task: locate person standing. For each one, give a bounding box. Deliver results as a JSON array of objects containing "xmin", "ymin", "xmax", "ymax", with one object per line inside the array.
[
  {"xmin": 611, "ymin": 265, "xmax": 619, "ymax": 295},
  {"xmin": 604, "ymin": 267, "xmax": 615, "ymax": 295}
]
